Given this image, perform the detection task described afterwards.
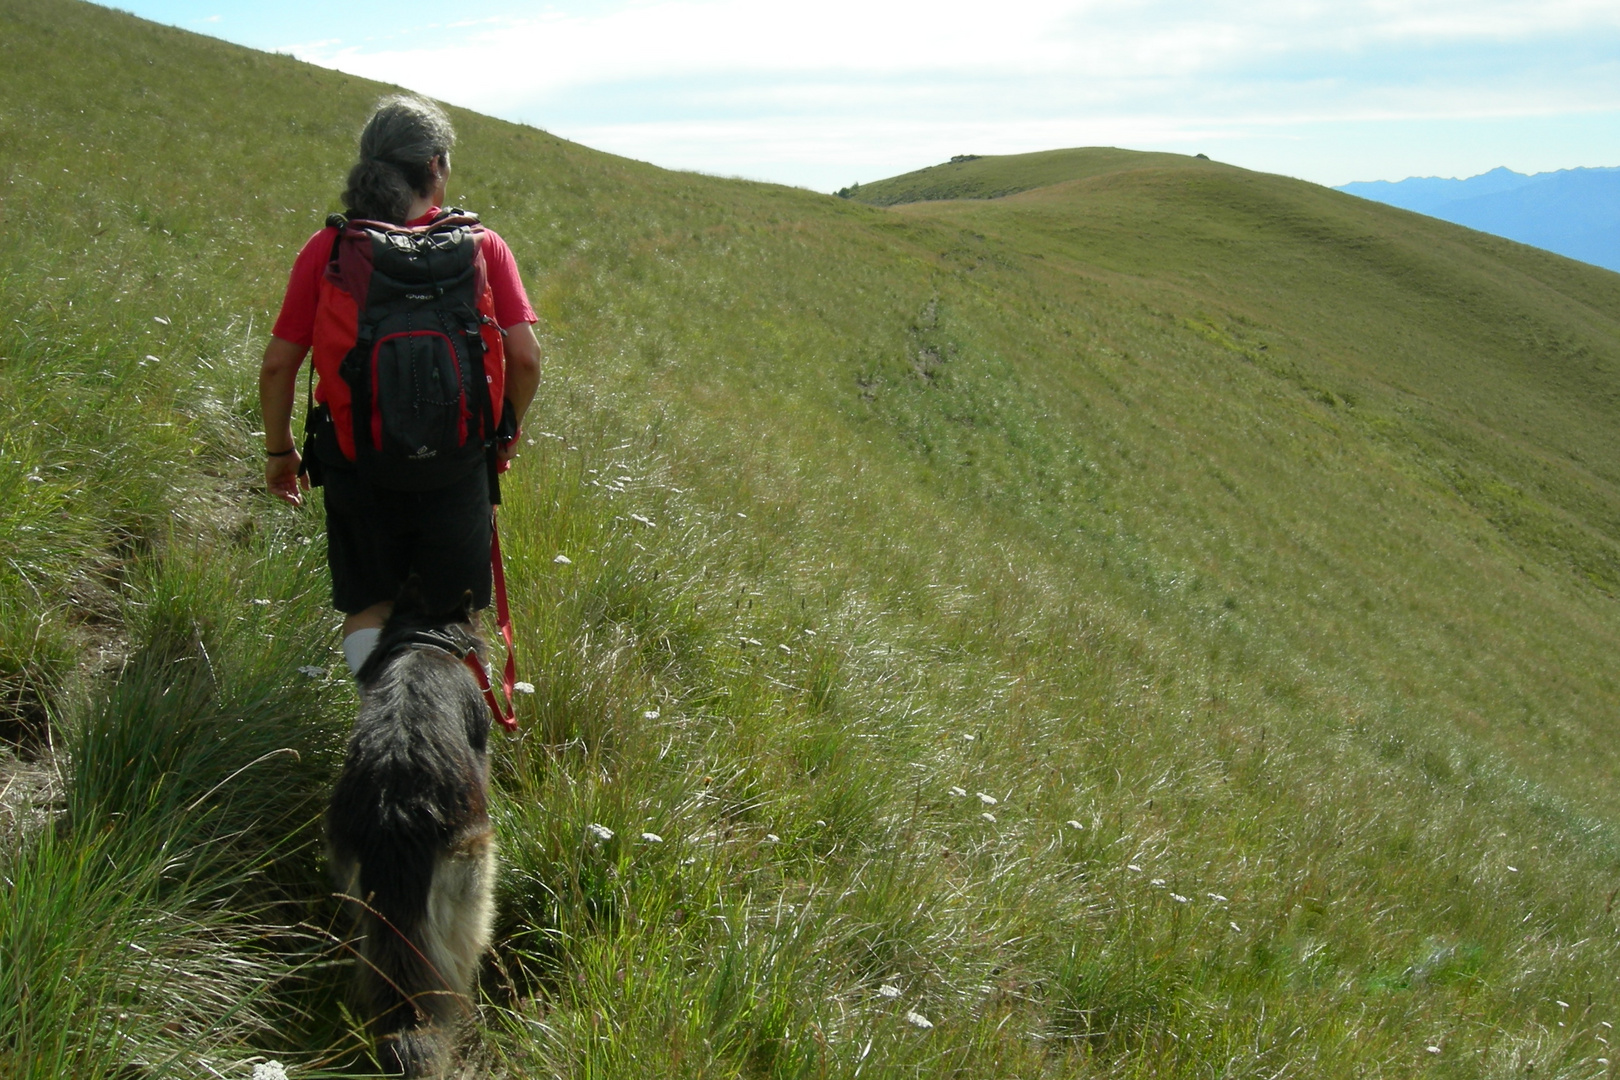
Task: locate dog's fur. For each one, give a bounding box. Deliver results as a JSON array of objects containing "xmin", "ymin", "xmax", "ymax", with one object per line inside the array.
[{"xmin": 327, "ymin": 582, "xmax": 496, "ymax": 1078}]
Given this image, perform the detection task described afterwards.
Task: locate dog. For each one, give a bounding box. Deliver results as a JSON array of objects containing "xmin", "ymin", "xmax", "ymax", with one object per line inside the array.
[{"xmin": 327, "ymin": 580, "xmax": 497, "ymax": 1077}]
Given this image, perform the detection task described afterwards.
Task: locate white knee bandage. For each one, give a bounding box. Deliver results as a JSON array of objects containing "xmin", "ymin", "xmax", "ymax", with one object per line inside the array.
[{"xmin": 342, "ymin": 627, "xmax": 383, "ymax": 676}]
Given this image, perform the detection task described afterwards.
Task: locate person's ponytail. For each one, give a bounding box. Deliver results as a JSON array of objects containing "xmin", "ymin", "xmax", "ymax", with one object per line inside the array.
[
  {"xmin": 341, "ymin": 96, "xmax": 456, "ymax": 224},
  {"xmin": 342, "ymin": 156, "xmax": 415, "ymax": 225}
]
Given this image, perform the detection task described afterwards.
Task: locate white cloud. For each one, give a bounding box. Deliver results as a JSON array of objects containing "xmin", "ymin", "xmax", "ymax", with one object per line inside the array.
[
  {"xmin": 289, "ymin": 0, "xmax": 1620, "ymax": 86},
  {"xmin": 273, "ymin": 0, "xmax": 1620, "ymax": 187}
]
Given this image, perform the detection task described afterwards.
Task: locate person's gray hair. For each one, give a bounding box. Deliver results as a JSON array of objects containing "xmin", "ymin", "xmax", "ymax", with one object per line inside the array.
[{"xmin": 341, "ymin": 95, "xmax": 457, "ymax": 224}]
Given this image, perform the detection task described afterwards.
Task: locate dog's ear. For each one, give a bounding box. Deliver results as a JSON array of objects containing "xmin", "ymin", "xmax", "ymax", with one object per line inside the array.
[{"xmin": 453, "ymin": 589, "xmax": 475, "ymax": 625}]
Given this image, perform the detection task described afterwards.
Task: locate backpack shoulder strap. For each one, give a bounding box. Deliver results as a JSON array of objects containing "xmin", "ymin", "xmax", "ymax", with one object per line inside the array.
[
  {"xmin": 324, "ymin": 212, "xmax": 347, "ymax": 261},
  {"xmin": 430, "ymin": 207, "xmax": 482, "ymax": 230}
]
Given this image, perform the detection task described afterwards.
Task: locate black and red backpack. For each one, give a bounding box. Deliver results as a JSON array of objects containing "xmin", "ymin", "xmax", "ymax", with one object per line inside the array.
[{"xmin": 304, "ymin": 209, "xmax": 508, "ymax": 491}]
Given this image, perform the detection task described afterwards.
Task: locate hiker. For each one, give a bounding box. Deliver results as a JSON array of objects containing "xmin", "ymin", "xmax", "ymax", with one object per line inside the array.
[{"xmin": 258, "ymin": 95, "xmax": 542, "ymax": 678}]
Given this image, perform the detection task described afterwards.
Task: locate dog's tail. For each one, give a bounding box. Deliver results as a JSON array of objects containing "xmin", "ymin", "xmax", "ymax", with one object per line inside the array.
[
  {"xmin": 333, "ymin": 774, "xmax": 485, "ymax": 1075},
  {"xmin": 361, "ymin": 904, "xmax": 456, "ymax": 1077},
  {"xmin": 360, "ymin": 832, "xmax": 497, "ymax": 1077}
]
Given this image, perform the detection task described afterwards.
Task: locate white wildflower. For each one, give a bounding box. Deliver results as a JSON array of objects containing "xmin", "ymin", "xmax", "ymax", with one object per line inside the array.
[
  {"xmin": 1207, "ymin": 893, "xmax": 1228, "ymax": 902},
  {"xmin": 252, "ymin": 1063, "xmax": 289, "ymax": 1080},
  {"xmin": 1067, "ymin": 820, "xmax": 1085, "ymax": 830},
  {"xmin": 981, "ymin": 812, "xmax": 996, "ymax": 823},
  {"xmin": 948, "ymin": 786, "xmax": 967, "ymax": 797},
  {"xmin": 553, "ymin": 553, "xmax": 572, "ymax": 564},
  {"xmin": 1150, "ymin": 878, "xmax": 1166, "ymax": 886},
  {"xmin": 742, "ymin": 637, "xmax": 762, "ymax": 647},
  {"xmin": 878, "ymin": 984, "xmax": 902, "ymax": 999},
  {"xmin": 976, "ymin": 792, "xmax": 998, "ymax": 806},
  {"xmin": 1127, "ymin": 864, "xmax": 1142, "ymax": 872},
  {"xmin": 961, "ymin": 733, "xmax": 976, "ymax": 741},
  {"xmin": 1426, "ymin": 1046, "xmax": 1441, "ymax": 1054},
  {"xmin": 778, "ymin": 644, "xmax": 792, "ymax": 654},
  {"xmin": 251, "ymin": 598, "xmax": 271, "ymax": 606},
  {"xmin": 1170, "ymin": 893, "xmax": 1190, "ymax": 903},
  {"xmin": 296, "ymin": 665, "xmax": 326, "ymax": 679},
  {"xmin": 514, "ymin": 681, "xmax": 536, "ymax": 694},
  {"xmin": 586, "ymin": 823, "xmax": 614, "ymax": 842},
  {"xmin": 1229, "ymin": 922, "xmax": 1242, "ymax": 932},
  {"xmin": 640, "ymin": 832, "xmax": 663, "ymax": 843},
  {"xmin": 903, "ymin": 1011, "xmax": 933, "ymax": 1029},
  {"xmin": 644, "ymin": 708, "xmax": 660, "ymax": 719},
  {"xmin": 1507, "ymin": 866, "xmax": 1519, "ymax": 872},
  {"xmin": 1557, "ymin": 1000, "xmax": 1570, "ymax": 1008},
  {"xmin": 153, "ymin": 315, "xmax": 170, "ymax": 325},
  {"xmin": 765, "ymin": 834, "xmax": 780, "ymax": 843}
]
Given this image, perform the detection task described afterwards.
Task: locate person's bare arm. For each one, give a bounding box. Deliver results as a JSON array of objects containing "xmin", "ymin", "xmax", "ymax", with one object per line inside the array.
[
  {"xmin": 497, "ymin": 322, "xmax": 542, "ymax": 468},
  {"xmin": 259, "ymin": 335, "xmax": 310, "ymax": 506}
]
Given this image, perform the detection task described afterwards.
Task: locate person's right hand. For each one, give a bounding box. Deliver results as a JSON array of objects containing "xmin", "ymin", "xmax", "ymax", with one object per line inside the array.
[{"xmin": 266, "ymin": 450, "xmax": 306, "ymax": 507}]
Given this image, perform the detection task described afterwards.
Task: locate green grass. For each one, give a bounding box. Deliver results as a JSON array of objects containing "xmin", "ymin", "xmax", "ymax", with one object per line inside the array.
[{"xmin": 4, "ymin": 0, "xmax": 1620, "ymax": 1075}]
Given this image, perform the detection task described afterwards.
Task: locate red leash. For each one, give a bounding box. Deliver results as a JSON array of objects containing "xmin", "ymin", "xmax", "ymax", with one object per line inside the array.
[{"xmin": 461, "ymin": 509, "xmax": 519, "ymax": 732}]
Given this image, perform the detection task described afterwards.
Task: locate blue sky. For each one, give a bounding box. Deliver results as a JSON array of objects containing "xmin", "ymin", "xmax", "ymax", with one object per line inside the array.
[{"xmin": 100, "ymin": 0, "xmax": 1620, "ymax": 193}]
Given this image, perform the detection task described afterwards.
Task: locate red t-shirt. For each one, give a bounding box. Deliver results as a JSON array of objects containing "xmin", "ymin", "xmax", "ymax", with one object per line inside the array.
[{"xmin": 271, "ymin": 208, "xmax": 537, "ymax": 346}]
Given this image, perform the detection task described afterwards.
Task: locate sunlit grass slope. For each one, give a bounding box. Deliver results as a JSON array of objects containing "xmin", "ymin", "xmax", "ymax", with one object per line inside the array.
[
  {"xmin": 5, "ymin": 0, "xmax": 1620, "ymax": 1076},
  {"xmin": 865, "ymin": 149, "xmax": 1620, "ymax": 799}
]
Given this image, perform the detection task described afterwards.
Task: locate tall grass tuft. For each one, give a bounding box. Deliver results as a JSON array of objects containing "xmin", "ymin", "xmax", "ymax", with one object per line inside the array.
[
  {"xmin": 3, "ymin": 516, "xmax": 354, "ymax": 1074},
  {"xmin": 0, "ymin": 816, "xmax": 290, "ymax": 1079}
]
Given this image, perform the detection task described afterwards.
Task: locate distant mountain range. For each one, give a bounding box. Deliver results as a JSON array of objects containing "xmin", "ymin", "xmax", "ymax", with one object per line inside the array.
[{"xmin": 1338, "ymin": 166, "xmax": 1620, "ymax": 273}]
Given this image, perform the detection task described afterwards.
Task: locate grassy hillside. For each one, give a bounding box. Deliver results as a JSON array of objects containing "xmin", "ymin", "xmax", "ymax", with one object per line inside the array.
[
  {"xmin": 5, "ymin": 1, "xmax": 1620, "ymax": 1077},
  {"xmin": 882, "ymin": 154, "xmax": 1620, "ymax": 795},
  {"xmin": 838, "ymin": 147, "xmax": 1212, "ymax": 204}
]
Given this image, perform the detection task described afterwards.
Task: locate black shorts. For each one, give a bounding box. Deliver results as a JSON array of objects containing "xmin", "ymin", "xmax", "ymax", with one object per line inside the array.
[{"xmin": 323, "ymin": 463, "xmax": 492, "ymax": 617}]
